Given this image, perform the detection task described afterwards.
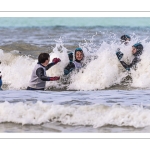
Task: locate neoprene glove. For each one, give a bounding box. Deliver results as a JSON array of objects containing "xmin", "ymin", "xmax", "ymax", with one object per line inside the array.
[
  {"xmin": 64, "ymin": 69, "xmax": 70, "ymax": 75},
  {"xmin": 126, "ymin": 68, "xmax": 130, "ymax": 71},
  {"xmin": 52, "ymin": 58, "xmax": 61, "ymax": 64},
  {"xmin": 50, "ymin": 76, "xmax": 60, "ymax": 81},
  {"xmin": 68, "ymin": 52, "xmax": 73, "ymax": 62},
  {"xmin": 116, "ymin": 51, "xmax": 124, "ymax": 61}
]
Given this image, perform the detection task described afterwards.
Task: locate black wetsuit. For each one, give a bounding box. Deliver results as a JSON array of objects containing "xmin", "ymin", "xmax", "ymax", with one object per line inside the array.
[
  {"xmin": 116, "ymin": 51, "xmax": 141, "ymax": 71},
  {"xmin": 64, "ymin": 59, "xmax": 82, "ymax": 75},
  {"xmin": 27, "ymin": 62, "xmax": 55, "ymax": 90},
  {"xmin": 64, "ymin": 52, "xmax": 83, "ymax": 75},
  {"xmin": 120, "ymin": 56, "xmax": 141, "ymax": 71},
  {"xmin": 64, "ymin": 62, "xmax": 75, "ymax": 75}
]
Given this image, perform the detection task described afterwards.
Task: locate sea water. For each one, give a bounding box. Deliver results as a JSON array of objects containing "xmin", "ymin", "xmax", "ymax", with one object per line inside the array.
[{"xmin": 0, "ymin": 17, "xmax": 150, "ymax": 133}]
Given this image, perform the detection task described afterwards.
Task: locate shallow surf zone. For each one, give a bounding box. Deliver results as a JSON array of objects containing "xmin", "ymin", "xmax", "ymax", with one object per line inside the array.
[
  {"xmin": 1, "ymin": 38, "xmax": 150, "ymax": 90},
  {"xmin": 0, "ymin": 90, "xmax": 150, "ymax": 129}
]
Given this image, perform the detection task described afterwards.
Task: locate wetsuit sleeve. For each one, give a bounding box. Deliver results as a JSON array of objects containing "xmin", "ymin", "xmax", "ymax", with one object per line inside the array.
[
  {"xmin": 0, "ymin": 77, "xmax": 2, "ymax": 88},
  {"xmin": 120, "ymin": 57, "xmax": 140, "ymax": 71},
  {"xmin": 36, "ymin": 68, "xmax": 50, "ymax": 81},
  {"xmin": 64, "ymin": 62, "xmax": 75, "ymax": 75},
  {"xmin": 45, "ymin": 63, "xmax": 55, "ymax": 70}
]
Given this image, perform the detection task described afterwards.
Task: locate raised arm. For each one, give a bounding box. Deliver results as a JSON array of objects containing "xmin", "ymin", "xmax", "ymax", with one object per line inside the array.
[
  {"xmin": 64, "ymin": 62, "xmax": 75, "ymax": 75},
  {"xmin": 120, "ymin": 57, "xmax": 140, "ymax": 71},
  {"xmin": 45, "ymin": 58, "xmax": 61, "ymax": 70},
  {"xmin": 116, "ymin": 51, "xmax": 140, "ymax": 71}
]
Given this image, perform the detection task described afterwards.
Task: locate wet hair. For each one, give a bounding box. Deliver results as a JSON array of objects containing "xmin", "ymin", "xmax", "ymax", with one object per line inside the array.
[
  {"xmin": 121, "ymin": 35, "xmax": 131, "ymax": 42},
  {"xmin": 38, "ymin": 53, "xmax": 50, "ymax": 63},
  {"xmin": 132, "ymin": 43, "xmax": 143, "ymax": 56}
]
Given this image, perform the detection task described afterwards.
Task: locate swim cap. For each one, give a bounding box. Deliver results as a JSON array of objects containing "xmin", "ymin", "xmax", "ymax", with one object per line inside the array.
[
  {"xmin": 132, "ymin": 43, "xmax": 143, "ymax": 56},
  {"xmin": 75, "ymin": 48, "xmax": 83, "ymax": 52},
  {"xmin": 121, "ymin": 35, "xmax": 131, "ymax": 42}
]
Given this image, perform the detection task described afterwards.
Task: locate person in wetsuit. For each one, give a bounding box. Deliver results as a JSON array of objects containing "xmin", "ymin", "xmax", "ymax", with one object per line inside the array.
[
  {"xmin": 116, "ymin": 43, "xmax": 143, "ymax": 71},
  {"xmin": 64, "ymin": 48, "xmax": 84, "ymax": 75},
  {"xmin": 120, "ymin": 35, "xmax": 131, "ymax": 45},
  {"xmin": 27, "ymin": 53, "xmax": 61, "ymax": 90},
  {"xmin": 117, "ymin": 35, "xmax": 131, "ymax": 52}
]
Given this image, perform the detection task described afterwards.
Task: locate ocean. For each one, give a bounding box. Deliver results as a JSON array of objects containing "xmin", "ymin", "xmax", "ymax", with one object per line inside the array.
[{"xmin": 0, "ymin": 17, "xmax": 150, "ymax": 133}]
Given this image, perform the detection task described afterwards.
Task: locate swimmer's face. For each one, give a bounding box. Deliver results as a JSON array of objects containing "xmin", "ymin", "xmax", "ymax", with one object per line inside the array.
[
  {"xmin": 132, "ymin": 46, "xmax": 137, "ymax": 55},
  {"xmin": 45, "ymin": 57, "xmax": 50, "ymax": 66},
  {"xmin": 75, "ymin": 51, "xmax": 84, "ymax": 61},
  {"xmin": 121, "ymin": 38, "xmax": 130, "ymax": 45}
]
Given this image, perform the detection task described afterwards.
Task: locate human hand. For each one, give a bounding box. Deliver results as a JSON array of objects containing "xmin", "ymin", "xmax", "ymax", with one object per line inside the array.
[
  {"xmin": 68, "ymin": 52, "xmax": 73, "ymax": 62},
  {"xmin": 52, "ymin": 58, "xmax": 61, "ymax": 64},
  {"xmin": 116, "ymin": 51, "xmax": 123, "ymax": 60},
  {"xmin": 50, "ymin": 76, "xmax": 60, "ymax": 81}
]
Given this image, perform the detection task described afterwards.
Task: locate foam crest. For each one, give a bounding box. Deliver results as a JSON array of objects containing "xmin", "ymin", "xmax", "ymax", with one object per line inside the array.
[
  {"xmin": 0, "ymin": 101, "xmax": 150, "ymax": 128},
  {"xmin": 0, "ymin": 49, "xmax": 36, "ymax": 89}
]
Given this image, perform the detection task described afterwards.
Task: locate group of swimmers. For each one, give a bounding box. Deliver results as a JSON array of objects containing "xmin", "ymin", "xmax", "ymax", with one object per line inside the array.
[{"xmin": 0, "ymin": 35, "xmax": 144, "ymax": 91}]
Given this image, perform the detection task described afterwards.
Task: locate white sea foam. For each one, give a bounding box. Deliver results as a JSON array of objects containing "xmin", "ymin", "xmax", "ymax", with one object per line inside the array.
[
  {"xmin": 0, "ymin": 89, "xmax": 150, "ymax": 128},
  {"xmin": 0, "ymin": 100, "xmax": 149, "ymax": 128},
  {"xmin": 0, "ymin": 38, "xmax": 150, "ymax": 90}
]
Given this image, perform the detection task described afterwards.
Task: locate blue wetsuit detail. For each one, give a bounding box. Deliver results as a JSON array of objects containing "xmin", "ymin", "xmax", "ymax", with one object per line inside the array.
[{"xmin": 0, "ymin": 77, "xmax": 2, "ymax": 90}]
